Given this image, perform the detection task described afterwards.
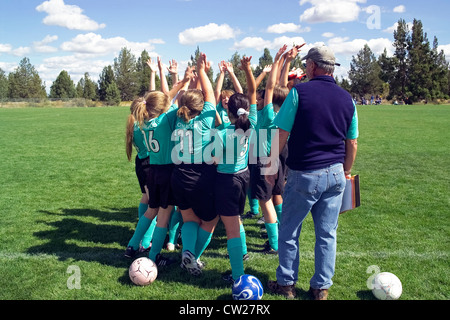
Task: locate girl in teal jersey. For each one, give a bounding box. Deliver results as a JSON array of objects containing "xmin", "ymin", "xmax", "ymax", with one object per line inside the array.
[
  {"xmin": 124, "ymin": 67, "xmax": 193, "ymax": 266},
  {"xmin": 171, "ymin": 53, "xmax": 221, "ymax": 276},
  {"xmin": 212, "ymin": 56, "xmax": 257, "ymax": 282}
]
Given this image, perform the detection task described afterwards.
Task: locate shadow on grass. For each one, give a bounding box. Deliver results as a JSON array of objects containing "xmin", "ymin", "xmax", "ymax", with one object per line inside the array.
[{"xmin": 27, "ymin": 207, "xmax": 138, "ymax": 268}]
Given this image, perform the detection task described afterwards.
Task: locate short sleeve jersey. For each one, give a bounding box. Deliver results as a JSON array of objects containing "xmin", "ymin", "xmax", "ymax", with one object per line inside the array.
[
  {"xmin": 172, "ymin": 101, "xmax": 216, "ymax": 164},
  {"xmin": 141, "ymin": 104, "xmax": 178, "ymax": 165},
  {"xmin": 215, "ymin": 104, "xmax": 257, "ymax": 174}
]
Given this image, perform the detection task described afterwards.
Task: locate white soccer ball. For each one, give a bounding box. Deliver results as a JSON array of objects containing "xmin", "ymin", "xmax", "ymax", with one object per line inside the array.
[
  {"xmin": 372, "ymin": 272, "xmax": 402, "ymax": 300},
  {"xmin": 129, "ymin": 257, "xmax": 158, "ymax": 286}
]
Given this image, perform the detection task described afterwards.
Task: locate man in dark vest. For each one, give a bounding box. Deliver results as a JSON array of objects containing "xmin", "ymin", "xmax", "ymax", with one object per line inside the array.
[{"xmin": 267, "ymin": 45, "xmax": 359, "ymax": 300}]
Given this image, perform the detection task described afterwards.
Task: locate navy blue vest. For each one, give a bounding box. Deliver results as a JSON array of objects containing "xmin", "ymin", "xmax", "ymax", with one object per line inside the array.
[{"xmin": 287, "ymin": 75, "xmax": 354, "ymax": 171}]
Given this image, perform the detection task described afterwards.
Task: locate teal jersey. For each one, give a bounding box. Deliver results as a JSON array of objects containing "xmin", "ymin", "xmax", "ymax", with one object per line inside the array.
[
  {"xmin": 216, "ymin": 101, "xmax": 231, "ymax": 130},
  {"xmin": 133, "ymin": 123, "xmax": 150, "ymax": 159},
  {"xmin": 216, "ymin": 104, "xmax": 257, "ymax": 174},
  {"xmin": 141, "ymin": 104, "xmax": 178, "ymax": 165},
  {"xmin": 255, "ymin": 103, "xmax": 277, "ymax": 157},
  {"xmin": 274, "ymin": 88, "xmax": 359, "ymax": 139},
  {"xmin": 172, "ymin": 101, "xmax": 216, "ymax": 164}
]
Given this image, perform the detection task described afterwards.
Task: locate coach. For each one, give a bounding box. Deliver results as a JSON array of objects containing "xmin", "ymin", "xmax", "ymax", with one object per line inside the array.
[{"xmin": 267, "ymin": 45, "xmax": 359, "ymax": 300}]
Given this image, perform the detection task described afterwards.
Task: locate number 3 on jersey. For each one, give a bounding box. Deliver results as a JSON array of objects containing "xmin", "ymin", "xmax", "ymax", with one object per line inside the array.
[{"xmin": 143, "ymin": 130, "xmax": 160, "ymax": 153}]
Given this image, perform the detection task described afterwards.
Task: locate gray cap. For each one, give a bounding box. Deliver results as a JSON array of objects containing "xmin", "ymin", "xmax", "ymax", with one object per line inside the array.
[{"xmin": 301, "ymin": 45, "xmax": 340, "ymax": 66}]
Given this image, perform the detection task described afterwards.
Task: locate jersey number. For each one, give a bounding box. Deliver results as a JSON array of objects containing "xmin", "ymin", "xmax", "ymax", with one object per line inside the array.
[
  {"xmin": 175, "ymin": 129, "xmax": 194, "ymax": 154},
  {"xmin": 144, "ymin": 130, "xmax": 160, "ymax": 153}
]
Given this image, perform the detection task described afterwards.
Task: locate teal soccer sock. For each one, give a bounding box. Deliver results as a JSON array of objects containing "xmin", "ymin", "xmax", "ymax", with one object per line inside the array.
[
  {"xmin": 149, "ymin": 226, "xmax": 167, "ymax": 262},
  {"xmin": 181, "ymin": 221, "xmax": 199, "ymax": 254},
  {"xmin": 138, "ymin": 203, "xmax": 148, "ymax": 219},
  {"xmin": 127, "ymin": 215, "xmax": 153, "ymax": 250},
  {"xmin": 227, "ymin": 237, "xmax": 244, "ymax": 280},
  {"xmin": 240, "ymin": 223, "xmax": 247, "ymax": 255},
  {"xmin": 274, "ymin": 203, "xmax": 282, "ymax": 224},
  {"xmin": 141, "ymin": 218, "xmax": 156, "ymax": 249},
  {"xmin": 168, "ymin": 209, "xmax": 183, "ymax": 245},
  {"xmin": 265, "ymin": 222, "xmax": 279, "ymax": 251},
  {"xmin": 247, "ymin": 188, "xmax": 259, "ymax": 215},
  {"xmin": 195, "ymin": 227, "xmax": 213, "ymax": 260}
]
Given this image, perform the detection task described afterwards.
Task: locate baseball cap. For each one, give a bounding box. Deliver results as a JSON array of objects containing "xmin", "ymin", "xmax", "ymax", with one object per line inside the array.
[{"xmin": 301, "ymin": 46, "xmax": 341, "ymax": 66}]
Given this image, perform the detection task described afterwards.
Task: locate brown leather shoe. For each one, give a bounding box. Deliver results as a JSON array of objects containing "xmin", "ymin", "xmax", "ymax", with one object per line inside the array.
[
  {"xmin": 268, "ymin": 280, "xmax": 296, "ymax": 299},
  {"xmin": 309, "ymin": 287, "xmax": 329, "ymax": 300}
]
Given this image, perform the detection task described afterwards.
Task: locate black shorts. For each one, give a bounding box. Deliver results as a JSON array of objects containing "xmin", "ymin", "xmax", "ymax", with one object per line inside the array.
[
  {"xmin": 215, "ymin": 169, "xmax": 250, "ymax": 217},
  {"xmin": 146, "ymin": 164, "xmax": 175, "ymax": 209},
  {"xmin": 135, "ymin": 155, "xmax": 150, "ymax": 194},
  {"xmin": 251, "ymin": 145, "xmax": 288, "ymax": 201},
  {"xmin": 171, "ymin": 163, "xmax": 217, "ymax": 222}
]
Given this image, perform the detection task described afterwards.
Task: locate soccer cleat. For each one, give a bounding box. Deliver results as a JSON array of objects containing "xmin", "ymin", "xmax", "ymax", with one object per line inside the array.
[
  {"xmin": 124, "ymin": 246, "xmax": 138, "ymax": 258},
  {"xmin": 241, "ymin": 211, "xmax": 258, "ymax": 220},
  {"xmin": 257, "ymin": 216, "xmax": 265, "ymax": 224},
  {"xmin": 154, "ymin": 253, "xmax": 176, "ymax": 267},
  {"xmin": 180, "ymin": 250, "xmax": 202, "ymax": 276},
  {"xmin": 260, "ymin": 241, "xmax": 278, "ymax": 255}
]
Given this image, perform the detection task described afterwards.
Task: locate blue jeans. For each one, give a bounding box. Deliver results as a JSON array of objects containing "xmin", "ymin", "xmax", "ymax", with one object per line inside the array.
[{"xmin": 276, "ymin": 163, "xmax": 346, "ymax": 289}]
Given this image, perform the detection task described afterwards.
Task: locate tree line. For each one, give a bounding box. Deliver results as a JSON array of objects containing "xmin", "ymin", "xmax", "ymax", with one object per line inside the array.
[
  {"xmin": 338, "ymin": 19, "xmax": 449, "ymax": 103},
  {"xmin": 1, "ymin": 18, "xmax": 448, "ymax": 105}
]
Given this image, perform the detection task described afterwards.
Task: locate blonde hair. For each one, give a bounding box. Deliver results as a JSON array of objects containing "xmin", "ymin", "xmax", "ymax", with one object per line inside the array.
[
  {"xmin": 145, "ymin": 91, "xmax": 171, "ymax": 120},
  {"xmin": 126, "ymin": 97, "xmax": 148, "ymax": 161},
  {"xmin": 177, "ymin": 89, "xmax": 204, "ymax": 123},
  {"xmin": 220, "ymin": 90, "xmax": 234, "ymax": 101}
]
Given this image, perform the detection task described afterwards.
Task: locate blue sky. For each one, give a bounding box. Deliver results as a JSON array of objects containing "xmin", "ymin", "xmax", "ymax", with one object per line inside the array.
[{"xmin": 1, "ymin": 0, "xmax": 449, "ymax": 91}]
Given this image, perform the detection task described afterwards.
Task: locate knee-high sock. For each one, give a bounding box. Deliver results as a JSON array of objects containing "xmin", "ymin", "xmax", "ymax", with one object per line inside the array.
[
  {"xmin": 149, "ymin": 226, "xmax": 167, "ymax": 262},
  {"xmin": 127, "ymin": 215, "xmax": 153, "ymax": 250},
  {"xmin": 247, "ymin": 189, "xmax": 260, "ymax": 215},
  {"xmin": 141, "ymin": 218, "xmax": 156, "ymax": 249},
  {"xmin": 181, "ymin": 221, "xmax": 199, "ymax": 254},
  {"xmin": 227, "ymin": 237, "xmax": 244, "ymax": 280},
  {"xmin": 195, "ymin": 227, "xmax": 213, "ymax": 260},
  {"xmin": 265, "ymin": 222, "xmax": 278, "ymax": 251},
  {"xmin": 274, "ymin": 203, "xmax": 282, "ymax": 224},
  {"xmin": 168, "ymin": 209, "xmax": 183, "ymax": 244},
  {"xmin": 138, "ymin": 203, "xmax": 148, "ymax": 219},
  {"xmin": 240, "ymin": 223, "xmax": 247, "ymax": 255}
]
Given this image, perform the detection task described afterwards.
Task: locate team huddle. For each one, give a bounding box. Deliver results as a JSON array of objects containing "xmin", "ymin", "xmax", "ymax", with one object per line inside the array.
[
  {"xmin": 123, "ymin": 43, "xmax": 359, "ymax": 300},
  {"xmin": 123, "ymin": 44, "xmax": 303, "ymax": 283}
]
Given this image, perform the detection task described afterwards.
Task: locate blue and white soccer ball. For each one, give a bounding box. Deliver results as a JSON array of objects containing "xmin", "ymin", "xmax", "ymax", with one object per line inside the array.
[{"xmin": 232, "ymin": 274, "xmax": 264, "ymax": 300}]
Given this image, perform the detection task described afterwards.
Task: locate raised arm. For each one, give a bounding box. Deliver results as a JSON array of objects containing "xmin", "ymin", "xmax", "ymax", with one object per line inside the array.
[
  {"xmin": 279, "ymin": 43, "xmax": 305, "ymax": 87},
  {"xmin": 157, "ymin": 57, "xmax": 170, "ymax": 96},
  {"xmin": 255, "ymin": 64, "xmax": 272, "ymax": 89},
  {"xmin": 169, "ymin": 66, "xmax": 194, "ymax": 102},
  {"xmin": 197, "ymin": 53, "xmax": 215, "ymax": 105},
  {"xmin": 240, "ymin": 56, "xmax": 256, "ymax": 105},
  {"xmin": 214, "ymin": 61, "xmax": 226, "ymax": 103},
  {"xmin": 264, "ymin": 45, "xmax": 287, "ymax": 106},
  {"xmin": 167, "ymin": 59, "xmax": 179, "ymax": 86},
  {"xmin": 224, "ymin": 62, "xmax": 243, "ymax": 94},
  {"xmin": 146, "ymin": 58, "xmax": 157, "ymax": 91}
]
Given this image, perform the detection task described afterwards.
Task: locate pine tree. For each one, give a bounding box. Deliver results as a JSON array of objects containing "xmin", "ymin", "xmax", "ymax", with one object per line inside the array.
[
  {"xmin": 378, "ymin": 48, "xmax": 398, "ymax": 99},
  {"xmin": 98, "ymin": 65, "xmax": 116, "ymax": 101},
  {"xmin": 0, "ymin": 68, "xmax": 8, "ymax": 99},
  {"xmin": 348, "ymin": 44, "xmax": 383, "ymax": 98},
  {"xmin": 76, "ymin": 72, "xmax": 98, "ymax": 101},
  {"xmin": 254, "ymin": 48, "xmax": 273, "ymax": 90},
  {"xmin": 49, "ymin": 70, "xmax": 76, "ymax": 99},
  {"xmin": 391, "ymin": 19, "xmax": 409, "ymax": 99},
  {"xmin": 7, "ymin": 57, "xmax": 46, "ymax": 99},
  {"xmin": 114, "ymin": 47, "xmax": 139, "ymax": 101}
]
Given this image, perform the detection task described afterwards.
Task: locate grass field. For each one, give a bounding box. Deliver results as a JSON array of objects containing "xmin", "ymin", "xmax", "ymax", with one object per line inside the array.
[{"xmin": 0, "ymin": 104, "xmax": 448, "ymax": 302}]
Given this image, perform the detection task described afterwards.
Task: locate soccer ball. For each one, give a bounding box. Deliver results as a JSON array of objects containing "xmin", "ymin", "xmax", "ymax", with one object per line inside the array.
[
  {"xmin": 129, "ymin": 257, "xmax": 158, "ymax": 286},
  {"xmin": 372, "ymin": 272, "xmax": 402, "ymax": 300},
  {"xmin": 232, "ymin": 274, "xmax": 264, "ymax": 300}
]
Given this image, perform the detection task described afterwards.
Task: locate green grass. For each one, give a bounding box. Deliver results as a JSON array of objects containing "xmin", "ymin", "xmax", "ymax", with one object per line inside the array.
[{"xmin": 0, "ymin": 104, "xmax": 448, "ymax": 301}]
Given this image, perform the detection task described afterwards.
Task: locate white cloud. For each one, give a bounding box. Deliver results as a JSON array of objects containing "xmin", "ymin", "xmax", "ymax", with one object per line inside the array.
[
  {"xmin": 383, "ymin": 21, "xmax": 413, "ymax": 34},
  {"xmin": 266, "ymin": 23, "xmax": 311, "ymax": 34},
  {"xmin": 60, "ymin": 33, "xmax": 164, "ymax": 57},
  {"xmin": 327, "ymin": 36, "xmax": 393, "ymax": 56},
  {"xmin": 12, "ymin": 47, "xmax": 31, "ymax": 57},
  {"xmin": 232, "ymin": 36, "xmax": 307, "ymax": 51},
  {"xmin": 299, "ymin": 0, "xmax": 366, "ymax": 24},
  {"xmin": 322, "ymin": 32, "xmax": 335, "ymax": 38},
  {"xmin": 393, "ymin": 5, "xmax": 406, "ymax": 13},
  {"xmin": 0, "ymin": 62, "xmax": 17, "ymax": 73},
  {"xmin": 0, "ymin": 43, "xmax": 12, "ymax": 53},
  {"xmin": 178, "ymin": 23, "xmax": 239, "ymax": 45},
  {"xmin": 33, "ymin": 35, "xmax": 58, "ymax": 53},
  {"xmin": 438, "ymin": 44, "xmax": 450, "ymax": 63},
  {"xmin": 36, "ymin": 0, "xmax": 106, "ymax": 31}
]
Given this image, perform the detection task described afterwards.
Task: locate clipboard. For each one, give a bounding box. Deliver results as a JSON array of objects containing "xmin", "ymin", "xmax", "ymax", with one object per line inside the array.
[{"xmin": 340, "ymin": 174, "xmax": 360, "ymax": 214}]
